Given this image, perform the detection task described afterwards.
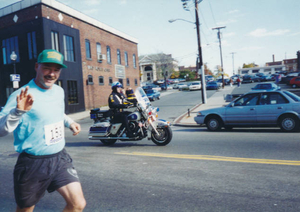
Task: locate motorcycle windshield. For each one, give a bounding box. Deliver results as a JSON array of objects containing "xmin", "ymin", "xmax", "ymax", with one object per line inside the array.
[{"xmin": 135, "ymin": 87, "xmax": 151, "ymax": 110}]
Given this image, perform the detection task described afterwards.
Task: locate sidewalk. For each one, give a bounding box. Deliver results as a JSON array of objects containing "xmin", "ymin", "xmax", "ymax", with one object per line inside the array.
[
  {"xmin": 68, "ymin": 86, "xmax": 236, "ymax": 126},
  {"xmin": 173, "ymin": 86, "xmax": 236, "ymax": 127}
]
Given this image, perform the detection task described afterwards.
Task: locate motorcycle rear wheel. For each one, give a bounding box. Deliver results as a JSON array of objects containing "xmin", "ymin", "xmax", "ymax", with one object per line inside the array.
[
  {"xmin": 151, "ymin": 126, "xmax": 172, "ymax": 146},
  {"xmin": 100, "ymin": 139, "xmax": 117, "ymax": 146}
]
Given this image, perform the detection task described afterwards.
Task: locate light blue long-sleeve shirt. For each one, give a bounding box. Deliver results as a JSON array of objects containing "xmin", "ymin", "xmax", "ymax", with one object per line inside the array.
[{"xmin": 0, "ymin": 79, "xmax": 74, "ymax": 155}]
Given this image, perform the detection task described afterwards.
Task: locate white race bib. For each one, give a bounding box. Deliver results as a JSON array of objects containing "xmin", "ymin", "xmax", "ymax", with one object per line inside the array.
[{"xmin": 44, "ymin": 121, "xmax": 64, "ymax": 146}]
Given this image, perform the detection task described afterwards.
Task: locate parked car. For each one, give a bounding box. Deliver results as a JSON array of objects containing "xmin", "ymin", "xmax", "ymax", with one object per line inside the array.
[
  {"xmin": 178, "ymin": 83, "xmax": 189, "ymax": 90},
  {"xmin": 142, "ymin": 83, "xmax": 161, "ymax": 91},
  {"xmin": 206, "ymin": 81, "xmax": 219, "ymax": 90},
  {"xmin": 189, "ymin": 82, "xmax": 201, "ymax": 91},
  {"xmin": 252, "ymin": 74, "xmax": 262, "ymax": 82},
  {"xmin": 159, "ymin": 83, "xmax": 172, "ymax": 90},
  {"xmin": 281, "ymin": 73, "xmax": 300, "ymax": 85},
  {"xmin": 216, "ymin": 79, "xmax": 223, "ymax": 87},
  {"xmin": 223, "ymin": 78, "xmax": 230, "ymax": 85},
  {"xmin": 252, "ymin": 73, "xmax": 267, "ymax": 82},
  {"xmin": 251, "ymin": 83, "xmax": 281, "ymax": 91},
  {"xmin": 289, "ymin": 77, "xmax": 300, "ymax": 88},
  {"xmin": 145, "ymin": 89, "xmax": 160, "ymax": 101},
  {"xmin": 173, "ymin": 83, "xmax": 187, "ymax": 89},
  {"xmin": 194, "ymin": 90, "xmax": 300, "ymax": 132},
  {"xmin": 230, "ymin": 75, "xmax": 242, "ymax": 84},
  {"xmin": 265, "ymin": 74, "xmax": 275, "ymax": 81},
  {"xmin": 205, "ymin": 75, "xmax": 214, "ymax": 82},
  {"xmin": 242, "ymin": 74, "xmax": 253, "ymax": 83}
]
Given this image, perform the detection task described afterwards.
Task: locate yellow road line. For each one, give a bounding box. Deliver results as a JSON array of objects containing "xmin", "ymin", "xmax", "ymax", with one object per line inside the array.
[{"xmin": 115, "ymin": 152, "xmax": 300, "ymax": 166}]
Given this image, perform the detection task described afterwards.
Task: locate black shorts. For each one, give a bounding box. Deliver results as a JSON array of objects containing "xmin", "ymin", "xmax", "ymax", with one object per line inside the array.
[{"xmin": 14, "ymin": 149, "xmax": 80, "ymax": 209}]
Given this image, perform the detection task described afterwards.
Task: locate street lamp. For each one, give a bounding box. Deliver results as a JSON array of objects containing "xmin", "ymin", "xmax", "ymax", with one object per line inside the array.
[
  {"xmin": 10, "ymin": 51, "xmax": 19, "ymax": 90},
  {"xmin": 10, "ymin": 51, "xmax": 17, "ymax": 74},
  {"xmin": 168, "ymin": 12, "xmax": 207, "ymax": 104},
  {"xmin": 168, "ymin": 19, "xmax": 195, "ymax": 25}
]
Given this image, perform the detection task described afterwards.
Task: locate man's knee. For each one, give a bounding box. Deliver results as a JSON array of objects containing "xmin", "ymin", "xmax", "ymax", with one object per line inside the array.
[{"xmin": 66, "ymin": 197, "xmax": 86, "ymax": 211}]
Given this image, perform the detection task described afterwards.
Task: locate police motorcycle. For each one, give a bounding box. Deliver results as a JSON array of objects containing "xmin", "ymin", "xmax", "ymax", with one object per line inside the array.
[{"xmin": 88, "ymin": 87, "xmax": 172, "ymax": 146}]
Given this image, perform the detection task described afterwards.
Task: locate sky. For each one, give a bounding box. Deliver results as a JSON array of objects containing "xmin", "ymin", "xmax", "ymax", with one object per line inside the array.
[{"xmin": 1, "ymin": 0, "xmax": 300, "ymax": 76}]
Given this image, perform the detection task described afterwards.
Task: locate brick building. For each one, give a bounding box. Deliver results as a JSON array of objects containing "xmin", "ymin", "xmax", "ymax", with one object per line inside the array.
[{"xmin": 0, "ymin": 0, "xmax": 139, "ymax": 113}]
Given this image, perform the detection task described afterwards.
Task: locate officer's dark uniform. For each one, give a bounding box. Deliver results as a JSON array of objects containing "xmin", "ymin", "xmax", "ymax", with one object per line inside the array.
[{"xmin": 108, "ymin": 90, "xmax": 133, "ymax": 137}]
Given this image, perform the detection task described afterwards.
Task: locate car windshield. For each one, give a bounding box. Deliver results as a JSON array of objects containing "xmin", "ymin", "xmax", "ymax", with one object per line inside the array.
[
  {"xmin": 208, "ymin": 82, "xmax": 216, "ymax": 85},
  {"xmin": 191, "ymin": 82, "xmax": 199, "ymax": 85},
  {"xmin": 283, "ymin": 91, "xmax": 300, "ymax": 102}
]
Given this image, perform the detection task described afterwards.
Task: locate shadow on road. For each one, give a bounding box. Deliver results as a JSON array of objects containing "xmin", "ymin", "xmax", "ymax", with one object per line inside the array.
[{"xmin": 66, "ymin": 141, "xmax": 156, "ymax": 148}]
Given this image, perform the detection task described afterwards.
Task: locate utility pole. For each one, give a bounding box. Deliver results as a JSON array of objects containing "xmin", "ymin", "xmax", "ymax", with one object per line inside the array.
[
  {"xmin": 230, "ymin": 52, "xmax": 236, "ymax": 75},
  {"xmin": 195, "ymin": 0, "xmax": 206, "ymax": 104},
  {"xmin": 179, "ymin": 0, "xmax": 206, "ymax": 103},
  {"xmin": 212, "ymin": 26, "xmax": 226, "ymax": 88}
]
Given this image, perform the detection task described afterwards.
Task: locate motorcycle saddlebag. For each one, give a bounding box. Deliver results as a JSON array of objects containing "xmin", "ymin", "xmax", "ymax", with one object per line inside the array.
[
  {"xmin": 89, "ymin": 122, "xmax": 111, "ymax": 136},
  {"xmin": 90, "ymin": 108, "xmax": 112, "ymax": 119}
]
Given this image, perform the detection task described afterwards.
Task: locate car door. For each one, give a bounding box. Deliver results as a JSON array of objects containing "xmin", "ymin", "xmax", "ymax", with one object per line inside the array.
[
  {"xmin": 256, "ymin": 92, "xmax": 290, "ymax": 125},
  {"xmin": 225, "ymin": 93, "xmax": 259, "ymax": 125}
]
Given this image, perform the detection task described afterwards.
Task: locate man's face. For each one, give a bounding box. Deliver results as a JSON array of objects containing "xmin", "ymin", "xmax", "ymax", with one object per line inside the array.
[
  {"xmin": 117, "ymin": 87, "xmax": 122, "ymax": 93},
  {"xmin": 34, "ymin": 63, "xmax": 62, "ymax": 89}
]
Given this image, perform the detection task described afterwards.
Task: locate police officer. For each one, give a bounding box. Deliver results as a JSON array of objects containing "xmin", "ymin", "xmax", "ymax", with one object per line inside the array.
[{"xmin": 108, "ymin": 82, "xmax": 134, "ymax": 137}]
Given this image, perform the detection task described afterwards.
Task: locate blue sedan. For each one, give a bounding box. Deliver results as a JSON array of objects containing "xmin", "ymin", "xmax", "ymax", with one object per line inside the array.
[
  {"xmin": 145, "ymin": 89, "xmax": 160, "ymax": 101},
  {"xmin": 206, "ymin": 81, "xmax": 219, "ymax": 90}
]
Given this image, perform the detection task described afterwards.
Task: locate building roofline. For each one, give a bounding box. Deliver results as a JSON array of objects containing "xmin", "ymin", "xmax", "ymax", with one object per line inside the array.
[
  {"xmin": 238, "ymin": 64, "xmax": 285, "ymax": 70},
  {"xmin": 0, "ymin": 0, "xmax": 138, "ymax": 44}
]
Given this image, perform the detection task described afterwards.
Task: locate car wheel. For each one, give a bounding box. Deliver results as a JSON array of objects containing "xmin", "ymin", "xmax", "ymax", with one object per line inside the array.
[
  {"xmin": 206, "ymin": 116, "xmax": 222, "ymax": 131},
  {"xmin": 279, "ymin": 115, "xmax": 299, "ymax": 132}
]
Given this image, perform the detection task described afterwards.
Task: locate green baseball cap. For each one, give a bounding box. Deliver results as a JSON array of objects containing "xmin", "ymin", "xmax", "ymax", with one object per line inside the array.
[{"xmin": 37, "ymin": 49, "xmax": 67, "ymax": 68}]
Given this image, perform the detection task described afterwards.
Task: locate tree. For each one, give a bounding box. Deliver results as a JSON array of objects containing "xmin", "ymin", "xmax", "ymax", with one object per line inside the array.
[
  {"xmin": 179, "ymin": 69, "xmax": 196, "ymax": 81},
  {"xmin": 151, "ymin": 53, "xmax": 177, "ymax": 88},
  {"xmin": 243, "ymin": 63, "xmax": 258, "ymax": 68},
  {"xmin": 204, "ymin": 63, "xmax": 213, "ymax": 76}
]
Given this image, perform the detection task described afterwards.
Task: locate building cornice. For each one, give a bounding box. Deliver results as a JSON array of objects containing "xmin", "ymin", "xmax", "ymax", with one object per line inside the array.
[{"xmin": 0, "ymin": 0, "xmax": 138, "ymax": 44}]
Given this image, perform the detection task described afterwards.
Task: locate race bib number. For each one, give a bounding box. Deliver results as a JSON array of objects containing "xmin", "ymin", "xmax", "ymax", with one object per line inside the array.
[{"xmin": 44, "ymin": 121, "xmax": 64, "ymax": 146}]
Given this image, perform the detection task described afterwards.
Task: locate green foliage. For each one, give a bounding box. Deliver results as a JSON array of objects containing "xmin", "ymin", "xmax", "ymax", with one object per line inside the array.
[
  {"xmin": 179, "ymin": 69, "xmax": 196, "ymax": 80},
  {"xmin": 243, "ymin": 63, "xmax": 258, "ymax": 68}
]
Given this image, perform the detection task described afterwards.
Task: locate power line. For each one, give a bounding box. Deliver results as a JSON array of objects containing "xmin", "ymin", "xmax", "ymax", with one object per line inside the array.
[{"xmin": 207, "ymin": 0, "xmax": 217, "ymax": 26}]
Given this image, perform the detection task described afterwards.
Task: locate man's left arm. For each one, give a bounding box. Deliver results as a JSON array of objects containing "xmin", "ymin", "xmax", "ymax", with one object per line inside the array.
[{"xmin": 64, "ymin": 114, "xmax": 81, "ymax": 136}]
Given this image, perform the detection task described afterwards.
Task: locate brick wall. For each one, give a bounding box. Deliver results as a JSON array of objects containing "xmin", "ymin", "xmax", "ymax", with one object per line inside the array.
[{"xmin": 40, "ymin": 5, "xmax": 139, "ymax": 109}]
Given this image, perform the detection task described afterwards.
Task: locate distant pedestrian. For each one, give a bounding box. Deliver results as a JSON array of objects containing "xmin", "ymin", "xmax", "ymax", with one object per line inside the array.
[
  {"xmin": 275, "ymin": 74, "xmax": 280, "ymax": 84},
  {"xmin": 237, "ymin": 77, "xmax": 241, "ymax": 88},
  {"xmin": 230, "ymin": 78, "xmax": 233, "ymax": 87}
]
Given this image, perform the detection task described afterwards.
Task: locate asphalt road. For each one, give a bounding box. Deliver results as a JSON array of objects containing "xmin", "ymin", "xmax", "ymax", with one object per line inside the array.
[{"xmin": 1, "ymin": 84, "xmax": 300, "ymax": 211}]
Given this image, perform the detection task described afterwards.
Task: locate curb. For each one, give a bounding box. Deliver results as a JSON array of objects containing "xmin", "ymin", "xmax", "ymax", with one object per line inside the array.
[{"xmin": 172, "ymin": 103, "xmax": 202, "ymax": 127}]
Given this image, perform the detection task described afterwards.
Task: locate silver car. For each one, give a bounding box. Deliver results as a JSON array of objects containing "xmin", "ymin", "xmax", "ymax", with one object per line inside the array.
[{"xmin": 194, "ymin": 90, "xmax": 300, "ymax": 132}]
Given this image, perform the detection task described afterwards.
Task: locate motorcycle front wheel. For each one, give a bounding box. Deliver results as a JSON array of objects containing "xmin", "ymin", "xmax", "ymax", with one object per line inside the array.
[
  {"xmin": 100, "ymin": 139, "xmax": 117, "ymax": 146},
  {"xmin": 151, "ymin": 126, "xmax": 172, "ymax": 146}
]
